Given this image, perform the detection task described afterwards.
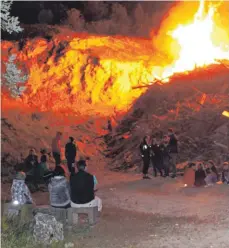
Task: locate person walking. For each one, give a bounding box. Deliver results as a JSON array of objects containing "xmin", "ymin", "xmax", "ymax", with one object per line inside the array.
[
  {"xmin": 65, "ymin": 137, "xmax": 77, "ymax": 173},
  {"xmin": 52, "ymin": 132, "xmax": 62, "ymax": 167},
  {"xmin": 140, "ymin": 135, "xmax": 151, "ymax": 179},
  {"xmin": 167, "ymin": 128, "xmax": 178, "ymax": 178}
]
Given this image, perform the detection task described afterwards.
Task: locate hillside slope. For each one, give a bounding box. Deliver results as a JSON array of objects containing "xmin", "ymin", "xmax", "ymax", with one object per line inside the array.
[
  {"xmin": 1, "ymin": 96, "xmax": 109, "ymax": 180},
  {"xmin": 1, "ymin": 27, "xmax": 167, "ymax": 115}
]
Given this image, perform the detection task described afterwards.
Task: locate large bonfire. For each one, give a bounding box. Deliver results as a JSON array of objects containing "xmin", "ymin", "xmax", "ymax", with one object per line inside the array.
[
  {"xmin": 1, "ymin": 0, "xmax": 229, "ymax": 115},
  {"xmin": 154, "ymin": 0, "xmax": 229, "ymax": 81},
  {"xmin": 1, "ymin": 0, "xmax": 229, "ymax": 174}
]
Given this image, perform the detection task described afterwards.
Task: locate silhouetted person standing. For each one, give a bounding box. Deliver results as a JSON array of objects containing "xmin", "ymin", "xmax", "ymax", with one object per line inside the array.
[
  {"xmin": 107, "ymin": 120, "xmax": 112, "ymax": 133},
  {"xmin": 167, "ymin": 128, "xmax": 178, "ymax": 178},
  {"xmin": 25, "ymin": 149, "xmax": 38, "ymax": 173},
  {"xmin": 52, "ymin": 132, "xmax": 62, "ymax": 167},
  {"xmin": 140, "ymin": 135, "xmax": 151, "ymax": 179},
  {"xmin": 160, "ymin": 135, "xmax": 171, "ymax": 177},
  {"xmin": 151, "ymin": 136, "xmax": 163, "ymax": 177},
  {"xmin": 65, "ymin": 137, "xmax": 77, "ymax": 173}
]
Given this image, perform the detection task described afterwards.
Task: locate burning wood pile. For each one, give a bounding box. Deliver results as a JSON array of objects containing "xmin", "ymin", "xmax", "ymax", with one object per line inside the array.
[
  {"xmin": 107, "ymin": 65, "xmax": 229, "ymax": 171},
  {"xmin": 1, "ymin": 0, "xmax": 229, "ymax": 173}
]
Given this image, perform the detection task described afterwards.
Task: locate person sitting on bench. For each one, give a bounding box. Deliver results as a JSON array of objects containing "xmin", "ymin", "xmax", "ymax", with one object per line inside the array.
[
  {"xmin": 11, "ymin": 163, "xmax": 33, "ymax": 205},
  {"xmin": 70, "ymin": 160, "xmax": 102, "ymax": 212},
  {"xmin": 48, "ymin": 166, "xmax": 71, "ymax": 209}
]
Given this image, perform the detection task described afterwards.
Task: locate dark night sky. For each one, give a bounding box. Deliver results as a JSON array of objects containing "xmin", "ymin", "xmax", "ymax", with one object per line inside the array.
[
  {"xmin": 2, "ymin": 1, "xmax": 177, "ymax": 40},
  {"xmin": 11, "ymin": 1, "xmax": 85, "ymax": 24},
  {"xmin": 11, "ymin": 1, "xmax": 174, "ymax": 24}
]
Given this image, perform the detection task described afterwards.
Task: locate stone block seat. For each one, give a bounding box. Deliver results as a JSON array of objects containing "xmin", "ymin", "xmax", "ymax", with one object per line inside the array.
[
  {"xmin": 2, "ymin": 202, "xmax": 33, "ymax": 224},
  {"xmin": 67, "ymin": 206, "xmax": 98, "ymax": 225},
  {"xmin": 34, "ymin": 205, "xmax": 98, "ymax": 226}
]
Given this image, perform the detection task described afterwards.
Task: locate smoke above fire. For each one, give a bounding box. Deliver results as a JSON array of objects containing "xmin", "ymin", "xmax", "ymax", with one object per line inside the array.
[{"xmin": 1, "ymin": 0, "xmax": 229, "ymax": 115}]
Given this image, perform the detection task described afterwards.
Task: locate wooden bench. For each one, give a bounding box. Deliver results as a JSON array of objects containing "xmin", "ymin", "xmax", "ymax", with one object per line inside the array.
[{"xmin": 67, "ymin": 206, "xmax": 98, "ymax": 225}]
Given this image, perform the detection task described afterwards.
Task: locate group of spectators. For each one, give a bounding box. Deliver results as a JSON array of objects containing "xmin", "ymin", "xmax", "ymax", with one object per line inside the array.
[
  {"xmin": 139, "ymin": 128, "xmax": 229, "ymax": 187},
  {"xmin": 183, "ymin": 161, "xmax": 229, "ymax": 187},
  {"xmin": 140, "ymin": 128, "xmax": 178, "ymax": 179},
  {"xmin": 11, "ymin": 131, "xmax": 102, "ymax": 213}
]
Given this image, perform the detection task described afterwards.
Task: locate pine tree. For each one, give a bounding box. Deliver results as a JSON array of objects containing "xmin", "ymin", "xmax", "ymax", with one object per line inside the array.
[
  {"xmin": 1, "ymin": 0, "xmax": 23, "ymax": 33},
  {"xmin": 1, "ymin": 0, "xmax": 29, "ymax": 97},
  {"xmin": 2, "ymin": 55, "xmax": 28, "ymax": 97}
]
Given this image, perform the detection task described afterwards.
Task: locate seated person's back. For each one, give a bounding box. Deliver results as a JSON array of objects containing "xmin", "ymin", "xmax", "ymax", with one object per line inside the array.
[
  {"xmin": 70, "ymin": 160, "xmax": 94, "ymax": 204},
  {"xmin": 48, "ymin": 166, "xmax": 70, "ymax": 208},
  {"xmin": 11, "ymin": 163, "xmax": 33, "ymax": 205},
  {"xmin": 194, "ymin": 163, "xmax": 206, "ymax": 186}
]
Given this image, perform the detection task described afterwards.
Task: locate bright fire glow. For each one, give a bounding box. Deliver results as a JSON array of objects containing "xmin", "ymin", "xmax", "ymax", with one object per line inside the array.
[
  {"xmin": 222, "ymin": 111, "xmax": 229, "ymax": 118},
  {"xmin": 1, "ymin": 0, "xmax": 229, "ymax": 115},
  {"xmin": 158, "ymin": 0, "xmax": 229, "ymax": 80}
]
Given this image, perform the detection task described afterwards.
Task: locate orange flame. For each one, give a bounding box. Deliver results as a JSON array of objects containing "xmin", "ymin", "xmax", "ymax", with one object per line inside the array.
[
  {"xmin": 1, "ymin": 0, "xmax": 229, "ymax": 115},
  {"xmin": 154, "ymin": 0, "xmax": 229, "ymax": 81}
]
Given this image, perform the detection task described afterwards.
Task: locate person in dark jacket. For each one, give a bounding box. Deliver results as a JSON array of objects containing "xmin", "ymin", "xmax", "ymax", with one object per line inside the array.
[
  {"xmin": 167, "ymin": 128, "xmax": 178, "ymax": 178},
  {"xmin": 25, "ymin": 149, "xmax": 39, "ymax": 191},
  {"xmin": 160, "ymin": 135, "xmax": 171, "ymax": 177},
  {"xmin": 140, "ymin": 135, "xmax": 151, "ymax": 179},
  {"xmin": 48, "ymin": 166, "xmax": 70, "ymax": 209},
  {"xmin": 194, "ymin": 163, "xmax": 206, "ymax": 187},
  {"xmin": 70, "ymin": 160, "xmax": 102, "ymax": 211},
  {"xmin": 151, "ymin": 136, "xmax": 164, "ymax": 177},
  {"xmin": 25, "ymin": 149, "xmax": 39, "ymax": 173},
  {"xmin": 65, "ymin": 137, "xmax": 77, "ymax": 173}
]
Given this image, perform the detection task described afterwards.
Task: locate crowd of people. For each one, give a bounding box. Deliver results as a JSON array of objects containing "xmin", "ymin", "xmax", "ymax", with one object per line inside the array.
[
  {"xmin": 140, "ymin": 128, "xmax": 178, "ymax": 179},
  {"xmin": 139, "ymin": 128, "xmax": 229, "ymax": 187},
  {"xmin": 10, "ymin": 127, "xmax": 229, "ymax": 213},
  {"xmin": 10, "ymin": 131, "xmax": 102, "ymax": 213},
  {"xmin": 183, "ymin": 161, "xmax": 229, "ymax": 187}
]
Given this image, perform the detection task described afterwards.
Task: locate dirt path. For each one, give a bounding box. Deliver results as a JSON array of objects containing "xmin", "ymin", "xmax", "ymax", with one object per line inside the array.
[
  {"xmin": 71, "ymin": 205, "xmax": 229, "ymax": 248},
  {"xmin": 71, "ymin": 175, "xmax": 229, "ymax": 248}
]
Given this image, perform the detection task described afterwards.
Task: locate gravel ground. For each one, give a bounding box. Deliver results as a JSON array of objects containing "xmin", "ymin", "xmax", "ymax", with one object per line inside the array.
[
  {"xmin": 2, "ymin": 165, "xmax": 229, "ymax": 248},
  {"xmin": 70, "ymin": 175, "xmax": 229, "ymax": 248}
]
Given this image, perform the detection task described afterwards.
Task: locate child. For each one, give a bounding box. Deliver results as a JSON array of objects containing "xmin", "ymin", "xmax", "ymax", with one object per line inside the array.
[{"xmin": 11, "ymin": 163, "xmax": 33, "ymax": 205}]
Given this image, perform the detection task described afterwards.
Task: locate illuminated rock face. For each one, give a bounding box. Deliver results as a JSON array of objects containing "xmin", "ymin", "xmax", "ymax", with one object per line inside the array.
[{"xmin": 1, "ymin": 33, "xmax": 159, "ymax": 115}]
